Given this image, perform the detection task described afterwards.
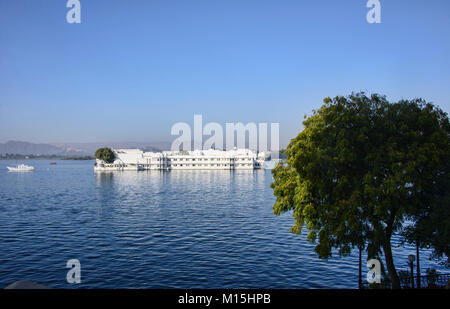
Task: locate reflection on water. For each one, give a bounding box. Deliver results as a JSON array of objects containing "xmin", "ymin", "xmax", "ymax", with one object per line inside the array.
[{"xmin": 0, "ymin": 160, "xmax": 446, "ymax": 288}]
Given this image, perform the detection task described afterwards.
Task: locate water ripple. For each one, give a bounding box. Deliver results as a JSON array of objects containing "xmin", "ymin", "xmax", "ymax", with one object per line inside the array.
[{"xmin": 0, "ymin": 160, "xmax": 446, "ymax": 288}]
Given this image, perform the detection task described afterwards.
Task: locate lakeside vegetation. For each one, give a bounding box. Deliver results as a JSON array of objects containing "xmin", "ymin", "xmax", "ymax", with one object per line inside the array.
[
  {"xmin": 0, "ymin": 154, "xmax": 94, "ymax": 160},
  {"xmin": 271, "ymin": 92, "xmax": 449, "ymax": 289}
]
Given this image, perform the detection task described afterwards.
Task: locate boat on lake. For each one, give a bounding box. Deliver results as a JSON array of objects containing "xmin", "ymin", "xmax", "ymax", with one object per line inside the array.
[{"xmin": 7, "ymin": 164, "xmax": 35, "ymax": 172}]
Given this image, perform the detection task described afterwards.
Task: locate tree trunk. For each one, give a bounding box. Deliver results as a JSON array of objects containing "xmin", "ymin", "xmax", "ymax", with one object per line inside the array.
[
  {"xmin": 358, "ymin": 247, "xmax": 362, "ymax": 289},
  {"xmin": 416, "ymin": 241, "xmax": 420, "ymax": 289},
  {"xmin": 383, "ymin": 238, "xmax": 401, "ymax": 289}
]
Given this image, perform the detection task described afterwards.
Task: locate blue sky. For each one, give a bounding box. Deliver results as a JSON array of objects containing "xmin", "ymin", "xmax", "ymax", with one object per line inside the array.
[{"xmin": 1, "ymin": 0, "xmax": 449, "ymax": 146}]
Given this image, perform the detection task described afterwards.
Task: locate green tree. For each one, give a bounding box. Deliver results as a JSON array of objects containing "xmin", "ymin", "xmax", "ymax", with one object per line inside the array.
[
  {"xmin": 399, "ymin": 100, "xmax": 450, "ymax": 270},
  {"xmin": 271, "ymin": 92, "xmax": 450, "ymax": 289},
  {"xmin": 95, "ymin": 147, "xmax": 116, "ymax": 163}
]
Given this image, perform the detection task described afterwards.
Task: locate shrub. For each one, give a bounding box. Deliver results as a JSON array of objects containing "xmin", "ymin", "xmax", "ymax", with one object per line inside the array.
[{"xmin": 95, "ymin": 148, "xmax": 116, "ymax": 163}]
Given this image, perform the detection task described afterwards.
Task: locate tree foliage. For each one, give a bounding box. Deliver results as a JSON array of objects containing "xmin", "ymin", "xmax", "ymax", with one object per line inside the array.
[
  {"xmin": 271, "ymin": 92, "xmax": 450, "ymax": 288},
  {"xmin": 95, "ymin": 147, "xmax": 116, "ymax": 163}
]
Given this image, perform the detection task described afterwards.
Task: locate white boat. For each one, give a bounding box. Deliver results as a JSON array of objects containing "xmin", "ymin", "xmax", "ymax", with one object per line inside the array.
[{"xmin": 7, "ymin": 164, "xmax": 35, "ymax": 172}]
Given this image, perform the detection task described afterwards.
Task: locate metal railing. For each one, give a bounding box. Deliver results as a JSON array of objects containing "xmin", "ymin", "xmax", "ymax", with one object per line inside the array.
[
  {"xmin": 361, "ymin": 273, "xmax": 450, "ymax": 289},
  {"xmin": 417, "ymin": 273, "xmax": 450, "ymax": 289}
]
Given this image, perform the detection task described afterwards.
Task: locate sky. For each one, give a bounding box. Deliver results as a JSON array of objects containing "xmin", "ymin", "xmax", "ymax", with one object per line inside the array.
[{"xmin": 1, "ymin": 0, "xmax": 450, "ymax": 147}]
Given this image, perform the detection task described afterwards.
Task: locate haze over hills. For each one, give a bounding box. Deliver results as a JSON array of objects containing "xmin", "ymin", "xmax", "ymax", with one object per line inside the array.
[
  {"xmin": 0, "ymin": 141, "xmax": 73, "ymax": 156},
  {"xmin": 0, "ymin": 141, "xmax": 171, "ymax": 156},
  {"xmin": 0, "ymin": 140, "xmax": 278, "ymax": 156}
]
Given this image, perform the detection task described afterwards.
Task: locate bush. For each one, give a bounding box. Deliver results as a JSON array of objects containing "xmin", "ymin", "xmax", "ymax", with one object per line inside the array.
[
  {"xmin": 426, "ymin": 268, "xmax": 438, "ymax": 286},
  {"xmin": 95, "ymin": 148, "xmax": 116, "ymax": 163}
]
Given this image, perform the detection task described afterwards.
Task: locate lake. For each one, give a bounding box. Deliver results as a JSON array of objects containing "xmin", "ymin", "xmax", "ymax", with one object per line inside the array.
[{"xmin": 0, "ymin": 160, "xmax": 445, "ymax": 288}]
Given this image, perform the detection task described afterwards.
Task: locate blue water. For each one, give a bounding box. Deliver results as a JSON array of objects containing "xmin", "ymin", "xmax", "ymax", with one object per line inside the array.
[{"xmin": 0, "ymin": 160, "xmax": 446, "ymax": 288}]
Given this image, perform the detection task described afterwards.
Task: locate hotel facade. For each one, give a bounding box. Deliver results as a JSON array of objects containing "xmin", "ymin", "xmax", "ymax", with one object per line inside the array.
[{"xmin": 94, "ymin": 148, "xmax": 270, "ymax": 171}]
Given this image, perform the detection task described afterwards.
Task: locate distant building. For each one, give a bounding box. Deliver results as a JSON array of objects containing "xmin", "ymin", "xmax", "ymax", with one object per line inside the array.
[{"xmin": 94, "ymin": 148, "xmax": 270, "ymax": 171}]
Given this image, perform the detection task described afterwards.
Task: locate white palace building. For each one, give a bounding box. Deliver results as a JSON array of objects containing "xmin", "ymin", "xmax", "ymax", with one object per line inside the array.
[{"xmin": 94, "ymin": 148, "xmax": 271, "ymax": 171}]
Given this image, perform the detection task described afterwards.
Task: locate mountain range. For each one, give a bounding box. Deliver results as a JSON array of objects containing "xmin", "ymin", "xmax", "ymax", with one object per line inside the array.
[{"xmin": 0, "ymin": 141, "xmax": 171, "ymax": 156}]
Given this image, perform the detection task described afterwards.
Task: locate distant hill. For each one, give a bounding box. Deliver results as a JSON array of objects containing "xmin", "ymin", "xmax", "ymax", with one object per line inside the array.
[
  {"xmin": 0, "ymin": 141, "xmax": 73, "ymax": 156},
  {"xmin": 62, "ymin": 142, "xmax": 171, "ymax": 154},
  {"xmin": 0, "ymin": 140, "xmax": 281, "ymax": 155},
  {"xmin": 0, "ymin": 141, "xmax": 172, "ymax": 156}
]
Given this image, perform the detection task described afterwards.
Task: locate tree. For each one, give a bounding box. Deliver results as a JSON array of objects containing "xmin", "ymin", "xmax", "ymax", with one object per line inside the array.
[
  {"xmin": 401, "ymin": 153, "xmax": 450, "ymax": 268},
  {"xmin": 271, "ymin": 92, "xmax": 450, "ymax": 289},
  {"xmin": 95, "ymin": 147, "xmax": 116, "ymax": 163},
  {"xmin": 399, "ymin": 100, "xmax": 450, "ymax": 271}
]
